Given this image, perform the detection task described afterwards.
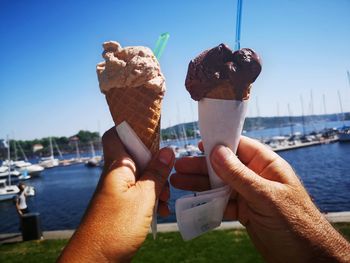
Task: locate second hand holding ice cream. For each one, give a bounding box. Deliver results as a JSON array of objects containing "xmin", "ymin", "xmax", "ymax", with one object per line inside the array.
[{"xmin": 97, "ymin": 41, "xmax": 166, "ymax": 237}]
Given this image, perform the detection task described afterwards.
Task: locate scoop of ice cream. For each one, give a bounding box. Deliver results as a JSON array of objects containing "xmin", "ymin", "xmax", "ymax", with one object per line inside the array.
[
  {"xmin": 97, "ymin": 41, "xmax": 166, "ymax": 94},
  {"xmin": 185, "ymin": 43, "xmax": 262, "ymax": 101}
]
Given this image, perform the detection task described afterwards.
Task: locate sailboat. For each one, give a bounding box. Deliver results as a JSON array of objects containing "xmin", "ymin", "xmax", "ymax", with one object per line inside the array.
[
  {"xmin": 338, "ymin": 128, "xmax": 350, "ymax": 142},
  {"xmin": 86, "ymin": 141, "xmax": 102, "ymax": 167},
  {"xmin": 0, "ymin": 179, "xmax": 19, "ymax": 201},
  {"xmin": 0, "ymin": 165, "xmax": 21, "ymax": 179},
  {"xmin": 180, "ymin": 123, "xmax": 201, "ymax": 156},
  {"xmin": 0, "ymin": 137, "xmax": 23, "ymax": 201},
  {"xmin": 3, "ymin": 141, "xmax": 44, "ymax": 177},
  {"xmin": 39, "ymin": 137, "xmax": 59, "ymax": 168},
  {"xmin": 337, "ymin": 89, "xmax": 350, "ymax": 142}
]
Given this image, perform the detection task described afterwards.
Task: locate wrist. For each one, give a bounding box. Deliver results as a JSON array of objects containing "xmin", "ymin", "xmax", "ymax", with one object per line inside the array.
[{"xmin": 297, "ymin": 210, "xmax": 350, "ymax": 261}]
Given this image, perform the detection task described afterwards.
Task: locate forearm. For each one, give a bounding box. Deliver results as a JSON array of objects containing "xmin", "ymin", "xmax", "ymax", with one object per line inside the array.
[
  {"xmin": 58, "ymin": 192, "xmax": 135, "ymax": 263},
  {"xmin": 16, "ymin": 204, "xmax": 22, "ymax": 216},
  {"xmin": 305, "ymin": 216, "xmax": 350, "ymax": 262},
  {"xmin": 289, "ymin": 206, "xmax": 350, "ymax": 262}
]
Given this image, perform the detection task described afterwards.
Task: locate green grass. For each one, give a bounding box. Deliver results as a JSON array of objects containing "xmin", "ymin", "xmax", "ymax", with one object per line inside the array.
[
  {"xmin": 0, "ymin": 239, "xmax": 67, "ymax": 263},
  {"xmin": 333, "ymin": 222, "xmax": 350, "ymax": 240},
  {"xmin": 0, "ymin": 223, "xmax": 349, "ymax": 263},
  {"xmin": 133, "ymin": 230, "xmax": 262, "ymax": 263}
]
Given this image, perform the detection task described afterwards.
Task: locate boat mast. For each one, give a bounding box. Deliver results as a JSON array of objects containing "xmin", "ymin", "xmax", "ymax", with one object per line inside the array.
[
  {"xmin": 90, "ymin": 141, "xmax": 96, "ymax": 158},
  {"xmin": 337, "ymin": 90, "xmax": 345, "ymax": 127},
  {"xmin": 53, "ymin": 139, "xmax": 63, "ymax": 158},
  {"xmin": 176, "ymin": 104, "xmax": 188, "ymax": 146},
  {"xmin": 18, "ymin": 142, "xmax": 28, "ymax": 161},
  {"xmin": 310, "ymin": 89, "xmax": 314, "ymax": 116},
  {"xmin": 13, "ymin": 140, "xmax": 18, "ymax": 161},
  {"xmin": 300, "ymin": 95, "xmax": 306, "ymax": 136},
  {"xmin": 277, "ymin": 102, "xmax": 282, "ymax": 136},
  {"xmin": 287, "ymin": 104, "xmax": 294, "ymax": 136},
  {"xmin": 323, "ymin": 94, "xmax": 327, "ymax": 129},
  {"xmin": 182, "ymin": 124, "xmax": 189, "ymax": 146},
  {"xmin": 189, "ymin": 101, "xmax": 197, "ymax": 140},
  {"xmin": 49, "ymin": 137, "xmax": 54, "ymax": 159},
  {"xmin": 256, "ymin": 97, "xmax": 262, "ymax": 140},
  {"xmin": 75, "ymin": 141, "xmax": 80, "ymax": 161},
  {"xmin": 7, "ymin": 135, "xmax": 11, "ymax": 186}
]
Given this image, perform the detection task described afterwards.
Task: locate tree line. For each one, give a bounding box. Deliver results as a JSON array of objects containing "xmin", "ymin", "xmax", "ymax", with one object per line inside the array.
[
  {"xmin": 161, "ymin": 112, "xmax": 350, "ymax": 140},
  {"xmin": 0, "ymin": 130, "xmax": 101, "ymax": 160}
]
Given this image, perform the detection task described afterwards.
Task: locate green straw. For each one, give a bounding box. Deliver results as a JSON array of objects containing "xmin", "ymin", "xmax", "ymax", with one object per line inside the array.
[
  {"xmin": 151, "ymin": 32, "xmax": 169, "ymax": 240},
  {"xmin": 153, "ymin": 32, "xmax": 170, "ymax": 60}
]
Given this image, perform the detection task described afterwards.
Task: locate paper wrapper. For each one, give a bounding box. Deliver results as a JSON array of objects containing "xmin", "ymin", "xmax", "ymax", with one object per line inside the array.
[
  {"xmin": 175, "ymin": 98, "xmax": 248, "ymax": 240},
  {"xmin": 198, "ymin": 99, "xmax": 248, "ymax": 188},
  {"xmin": 115, "ymin": 121, "xmax": 158, "ymax": 238}
]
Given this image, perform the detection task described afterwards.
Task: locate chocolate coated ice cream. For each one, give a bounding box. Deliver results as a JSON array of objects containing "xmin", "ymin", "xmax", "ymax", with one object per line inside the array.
[{"xmin": 185, "ymin": 43, "xmax": 262, "ymax": 101}]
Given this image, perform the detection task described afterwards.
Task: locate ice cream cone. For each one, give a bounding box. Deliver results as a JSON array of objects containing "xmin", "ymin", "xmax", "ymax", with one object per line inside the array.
[
  {"xmin": 97, "ymin": 41, "xmax": 166, "ymax": 157},
  {"xmin": 105, "ymin": 86, "xmax": 164, "ymax": 156}
]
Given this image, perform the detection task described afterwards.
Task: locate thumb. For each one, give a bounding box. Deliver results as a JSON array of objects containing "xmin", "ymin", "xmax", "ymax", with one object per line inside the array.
[
  {"xmin": 210, "ymin": 145, "xmax": 267, "ymax": 202},
  {"xmin": 137, "ymin": 148, "xmax": 175, "ymax": 198}
]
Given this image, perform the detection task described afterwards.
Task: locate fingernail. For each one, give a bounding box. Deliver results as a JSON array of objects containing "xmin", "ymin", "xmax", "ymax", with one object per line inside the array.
[
  {"xmin": 158, "ymin": 148, "xmax": 173, "ymax": 165},
  {"xmin": 211, "ymin": 145, "xmax": 232, "ymax": 166}
]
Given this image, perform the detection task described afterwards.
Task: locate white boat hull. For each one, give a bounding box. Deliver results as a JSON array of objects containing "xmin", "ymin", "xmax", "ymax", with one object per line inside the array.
[
  {"xmin": 338, "ymin": 133, "xmax": 350, "ymax": 142},
  {"xmin": 19, "ymin": 165, "xmax": 44, "ymax": 176},
  {"xmin": 0, "ymin": 184, "xmax": 19, "ymax": 201},
  {"xmin": 39, "ymin": 158, "xmax": 59, "ymax": 168},
  {"xmin": 0, "ymin": 170, "xmax": 21, "ymax": 178},
  {"xmin": 0, "ymin": 194, "xmax": 16, "ymax": 201}
]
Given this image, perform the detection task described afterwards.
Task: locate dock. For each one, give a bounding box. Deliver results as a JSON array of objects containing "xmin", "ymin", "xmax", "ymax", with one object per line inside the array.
[{"xmin": 272, "ymin": 138, "xmax": 338, "ymax": 152}]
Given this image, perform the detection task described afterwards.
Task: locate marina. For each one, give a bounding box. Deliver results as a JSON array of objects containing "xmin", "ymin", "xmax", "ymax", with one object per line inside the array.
[{"xmin": 1, "ymin": 120, "xmax": 350, "ymax": 234}]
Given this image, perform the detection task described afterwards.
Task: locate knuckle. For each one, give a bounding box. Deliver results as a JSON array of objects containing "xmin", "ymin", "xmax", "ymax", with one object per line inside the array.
[{"xmin": 227, "ymin": 162, "xmax": 246, "ymax": 180}]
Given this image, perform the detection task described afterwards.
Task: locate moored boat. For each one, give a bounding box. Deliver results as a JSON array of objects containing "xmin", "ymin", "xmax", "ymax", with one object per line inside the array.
[
  {"xmin": 338, "ymin": 126, "xmax": 350, "ymax": 142},
  {"xmin": 3, "ymin": 160, "xmax": 44, "ymax": 176},
  {"xmin": 0, "ymin": 179, "xmax": 19, "ymax": 201},
  {"xmin": 0, "ymin": 166, "xmax": 21, "ymax": 179}
]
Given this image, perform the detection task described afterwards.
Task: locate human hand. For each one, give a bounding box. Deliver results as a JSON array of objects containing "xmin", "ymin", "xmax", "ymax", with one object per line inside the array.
[
  {"xmin": 58, "ymin": 128, "xmax": 175, "ymax": 262},
  {"xmin": 171, "ymin": 136, "xmax": 350, "ymax": 262}
]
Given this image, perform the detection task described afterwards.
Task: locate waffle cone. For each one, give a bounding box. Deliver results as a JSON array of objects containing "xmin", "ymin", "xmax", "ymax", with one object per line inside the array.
[
  {"xmin": 205, "ymin": 83, "xmax": 251, "ymax": 100},
  {"xmin": 106, "ymin": 86, "xmax": 164, "ymax": 156}
]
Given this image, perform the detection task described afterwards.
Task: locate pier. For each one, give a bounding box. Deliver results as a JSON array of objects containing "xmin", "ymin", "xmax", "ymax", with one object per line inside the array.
[{"xmin": 272, "ymin": 138, "xmax": 339, "ymax": 152}]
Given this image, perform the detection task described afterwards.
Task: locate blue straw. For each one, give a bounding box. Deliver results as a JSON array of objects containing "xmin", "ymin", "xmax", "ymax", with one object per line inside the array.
[
  {"xmin": 153, "ymin": 32, "xmax": 170, "ymax": 60},
  {"xmin": 235, "ymin": 0, "xmax": 243, "ymax": 50}
]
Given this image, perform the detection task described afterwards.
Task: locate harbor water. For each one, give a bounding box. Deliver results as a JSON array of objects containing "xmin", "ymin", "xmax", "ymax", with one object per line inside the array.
[{"xmin": 1, "ymin": 120, "xmax": 350, "ymax": 234}]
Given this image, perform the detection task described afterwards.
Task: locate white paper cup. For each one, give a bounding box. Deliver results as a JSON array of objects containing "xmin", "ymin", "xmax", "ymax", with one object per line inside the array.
[{"xmin": 198, "ymin": 98, "xmax": 248, "ymax": 188}]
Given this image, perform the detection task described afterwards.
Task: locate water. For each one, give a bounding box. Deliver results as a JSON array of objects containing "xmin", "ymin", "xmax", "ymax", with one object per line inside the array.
[
  {"xmin": 1, "ymin": 121, "xmax": 350, "ymax": 234},
  {"xmin": 0, "ymin": 164, "xmax": 100, "ymax": 233}
]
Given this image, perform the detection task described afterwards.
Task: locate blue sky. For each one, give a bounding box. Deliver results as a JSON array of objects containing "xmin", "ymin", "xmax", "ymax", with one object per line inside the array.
[{"xmin": 1, "ymin": 0, "xmax": 349, "ymax": 140}]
